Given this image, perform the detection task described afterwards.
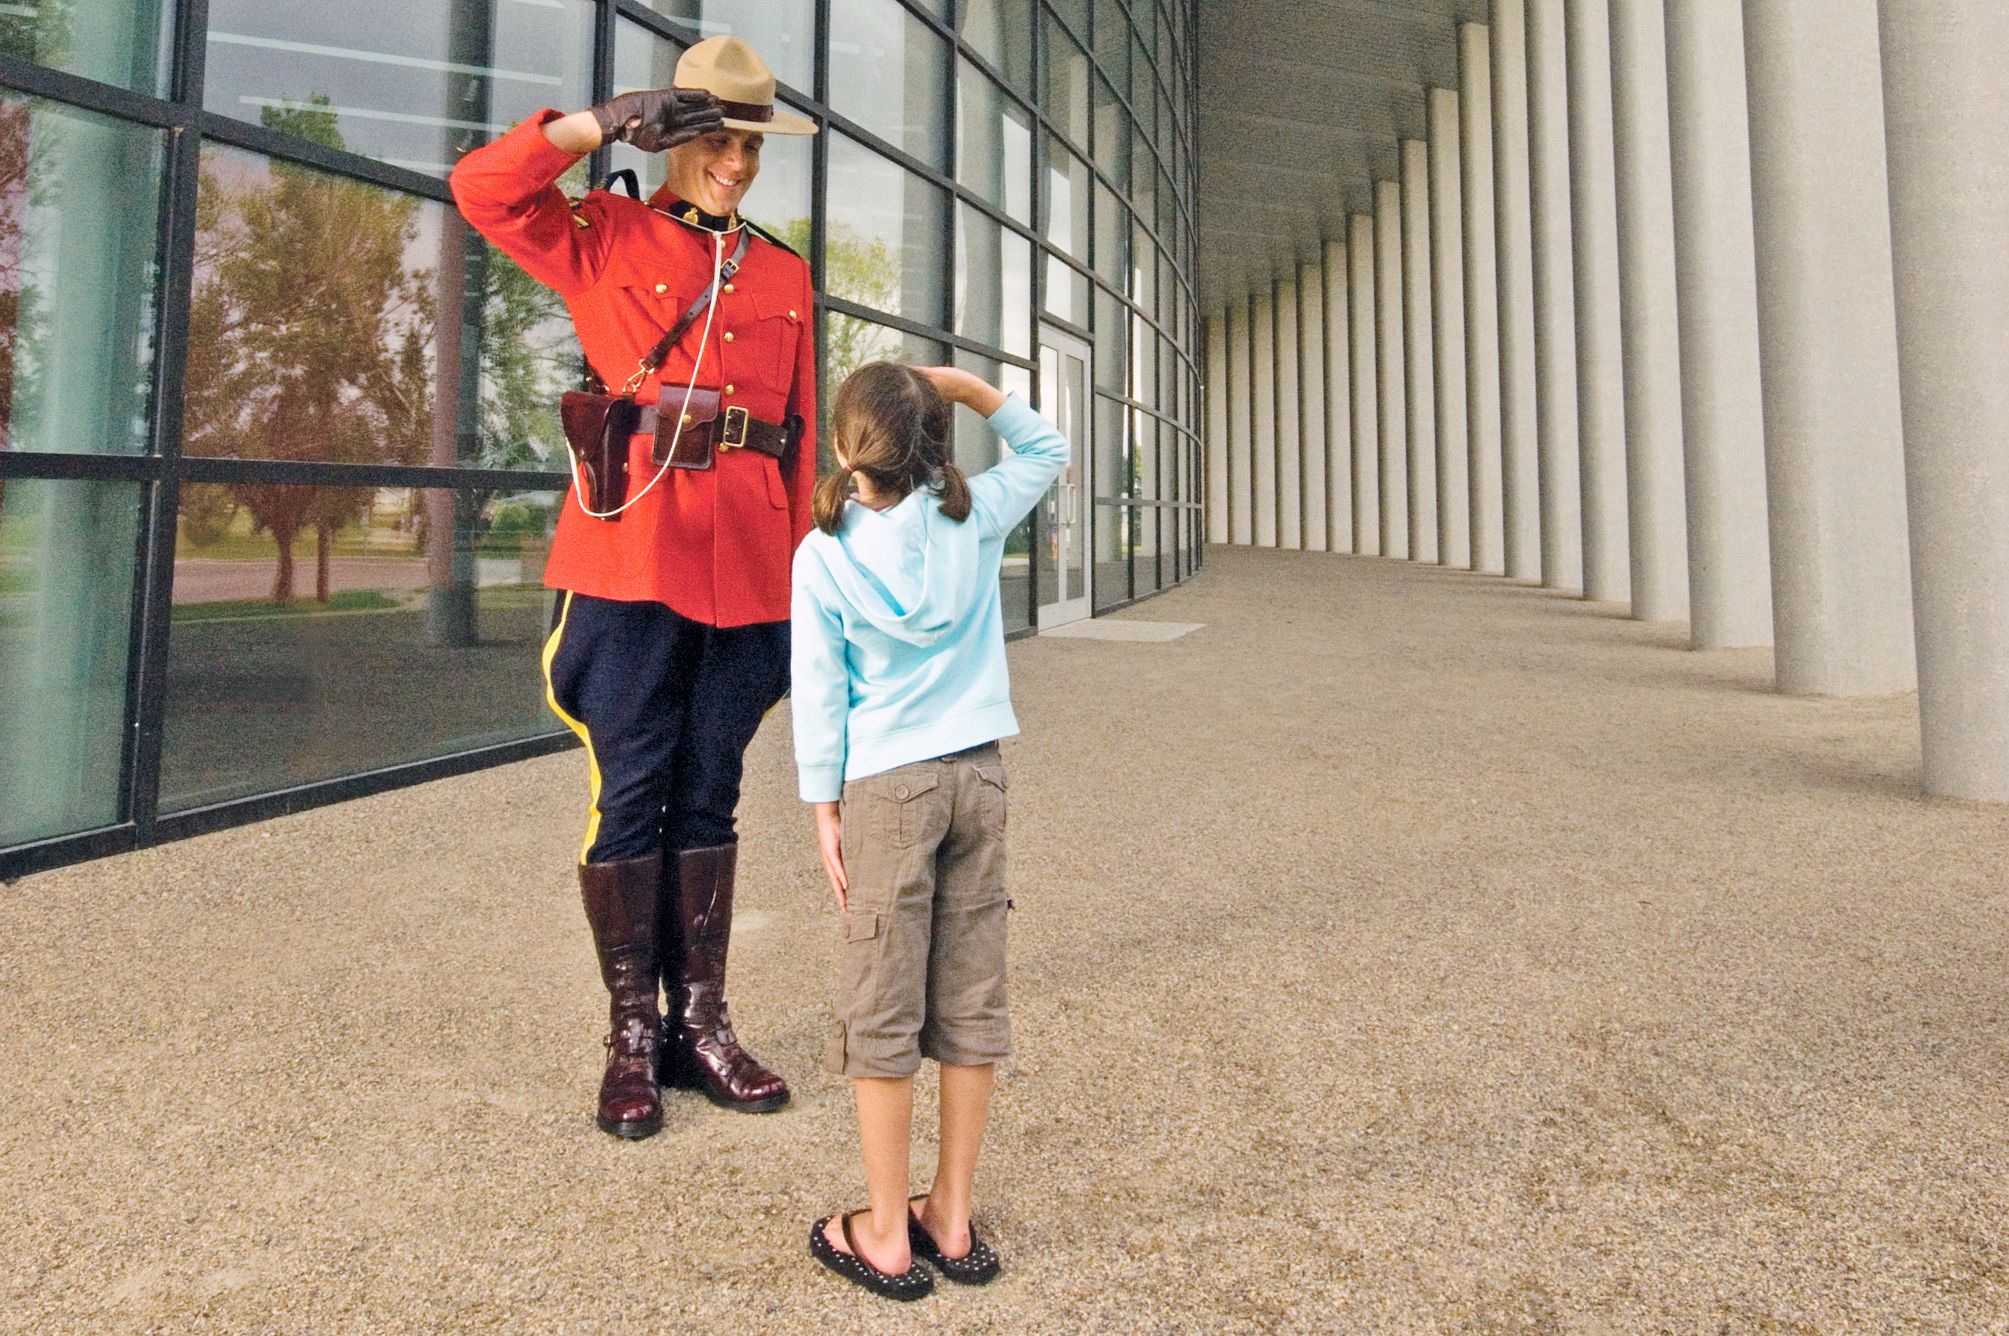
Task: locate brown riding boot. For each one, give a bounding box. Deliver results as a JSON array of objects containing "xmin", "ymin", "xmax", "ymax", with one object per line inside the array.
[
  {"xmin": 658, "ymin": 843, "xmax": 790, "ymax": 1113},
  {"xmin": 579, "ymin": 855, "xmax": 664, "ymax": 1139}
]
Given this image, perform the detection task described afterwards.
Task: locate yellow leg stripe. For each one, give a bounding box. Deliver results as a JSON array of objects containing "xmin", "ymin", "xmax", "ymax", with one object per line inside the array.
[{"xmin": 541, "ymin": 591, "xmax": 605, "ymax": 866}]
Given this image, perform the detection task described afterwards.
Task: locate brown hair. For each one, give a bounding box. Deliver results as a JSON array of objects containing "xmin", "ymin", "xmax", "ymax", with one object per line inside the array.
[{"xmin": 812, "ymin": 362, "xmax": 972, "ymax": 535}]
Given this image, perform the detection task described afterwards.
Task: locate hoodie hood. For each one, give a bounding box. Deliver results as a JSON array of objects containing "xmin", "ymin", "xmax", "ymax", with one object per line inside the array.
[{"xmin": 814, "ymin": 491, "xmax": 981, "ymax": 647}]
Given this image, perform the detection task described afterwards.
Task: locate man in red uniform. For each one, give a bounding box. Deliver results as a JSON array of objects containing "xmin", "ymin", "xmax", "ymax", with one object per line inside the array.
[{"xmin": 450, "ymin": 36, "xmax": 816, "ymax": 1138}]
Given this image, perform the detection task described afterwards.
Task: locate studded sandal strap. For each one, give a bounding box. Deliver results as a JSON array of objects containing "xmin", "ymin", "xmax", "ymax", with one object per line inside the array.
[{"xmin": 839, "ymin": 1211, "xmax": 869, "ymax": 1266}]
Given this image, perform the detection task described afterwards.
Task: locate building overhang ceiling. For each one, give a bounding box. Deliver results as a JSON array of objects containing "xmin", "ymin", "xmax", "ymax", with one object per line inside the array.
[{"xmin": 1195, "ymin": 0, "xmax": 1487, "ymax": 310}]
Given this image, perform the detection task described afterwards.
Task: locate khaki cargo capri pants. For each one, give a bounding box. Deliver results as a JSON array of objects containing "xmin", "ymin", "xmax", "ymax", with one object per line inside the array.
[{"xmin": 825, "ymin": 742, "xmax": 1012, "ymax": 1077}]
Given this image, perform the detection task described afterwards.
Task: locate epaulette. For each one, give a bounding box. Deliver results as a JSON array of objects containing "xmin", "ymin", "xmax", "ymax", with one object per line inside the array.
[{"xmin": 743, "ymin": 218, "xmax": 800, "ymax": 259}]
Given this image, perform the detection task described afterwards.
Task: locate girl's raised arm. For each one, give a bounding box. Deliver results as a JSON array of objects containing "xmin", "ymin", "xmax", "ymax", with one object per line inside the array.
[{"xmin": 911, "ymin": 366, "xmax": 1070, "ymax": 542}]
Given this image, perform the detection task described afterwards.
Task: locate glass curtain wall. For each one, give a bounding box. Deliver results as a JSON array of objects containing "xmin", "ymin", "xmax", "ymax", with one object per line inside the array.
[{"xmin": 0, "ymin": 0, "xmax": 1201, "ymax": 876}]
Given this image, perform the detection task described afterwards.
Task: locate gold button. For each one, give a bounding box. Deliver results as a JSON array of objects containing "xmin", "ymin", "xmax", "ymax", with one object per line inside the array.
[
  {"xmin": 681, "ymin": 413, "xmax": 693, "ymax": 425},
  {"xmin": 723, "ymin": 331, "xmax": 735, "ymax": 343},
  {"xmin": 723, "ymin": 282, "xmax": 735, "ymax": 293},
  {"xmin": 788, "ymin": 309, "xmax": 798, "ymax": 320},
  {"xmin": 725, "ymin": 384, "xmax": 736, "ymax": 395},
  {"xmin": 653, "ymin": 282, "xmax": 667, "ymax": 294}
]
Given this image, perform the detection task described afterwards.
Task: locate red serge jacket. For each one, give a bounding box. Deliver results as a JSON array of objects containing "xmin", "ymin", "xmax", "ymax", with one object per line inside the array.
[{"xmin": 449, "ymin": 110, "xmax": 817, "ymax": 628}]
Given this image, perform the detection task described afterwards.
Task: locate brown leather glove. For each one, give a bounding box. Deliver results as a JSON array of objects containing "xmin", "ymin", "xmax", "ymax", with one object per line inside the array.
[{"xmin": 592, "ymin": 87, "xmax": 725, "ymax": 153}]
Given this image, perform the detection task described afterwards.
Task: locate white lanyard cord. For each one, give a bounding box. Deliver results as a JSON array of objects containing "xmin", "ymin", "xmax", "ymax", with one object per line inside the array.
[{"xmin": 570, "ymin": 227, "xmax": 726, "ymax": 520}]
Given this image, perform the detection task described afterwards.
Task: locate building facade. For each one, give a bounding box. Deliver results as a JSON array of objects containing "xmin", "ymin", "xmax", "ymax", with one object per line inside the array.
[
  {"xmin": 0, "ymin": 0, "xmax": 1203, "ymax": 877},
  {"xmin": 1200, "ymin": 0, "xmax": 2009, "ymax": 810}
]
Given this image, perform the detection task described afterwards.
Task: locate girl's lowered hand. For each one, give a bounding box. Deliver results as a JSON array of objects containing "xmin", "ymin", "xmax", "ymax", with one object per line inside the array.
[{"xmin": 814, "ymin": 801, "xmax": 847, "ymax": 908}]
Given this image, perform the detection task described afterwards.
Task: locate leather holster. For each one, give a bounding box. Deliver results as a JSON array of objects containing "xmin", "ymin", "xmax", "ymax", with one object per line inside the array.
[{"xmin": 559, "ymin": 389, "xmax": 640, "ymax": 519}]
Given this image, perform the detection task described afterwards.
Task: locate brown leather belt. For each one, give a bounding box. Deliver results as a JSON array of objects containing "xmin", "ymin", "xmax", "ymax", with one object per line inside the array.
[{"xmin": 635, "ymin": 399, "xmax": 791, "ymax": 459}]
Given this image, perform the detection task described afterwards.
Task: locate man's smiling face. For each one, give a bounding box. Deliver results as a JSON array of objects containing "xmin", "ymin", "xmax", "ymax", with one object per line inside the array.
[{"xmin": 665, "ymin": 127, "xmax": 763, "ymax": 217}]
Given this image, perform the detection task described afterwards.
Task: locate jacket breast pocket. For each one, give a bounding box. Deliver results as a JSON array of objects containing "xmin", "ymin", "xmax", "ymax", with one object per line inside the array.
[
  {"xmin": 619, "ymin": 279, "xmax": 695, "ymax": 324},
  {"xmin": 744, "ymin": 293, "xmax": 803, "ymax": 396},
  {"xmin": 608, "ymin": 281, "xmax": 696, "ymax": 374}
]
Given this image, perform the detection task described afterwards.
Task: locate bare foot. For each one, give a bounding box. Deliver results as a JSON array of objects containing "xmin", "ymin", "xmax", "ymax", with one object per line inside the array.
[
  {"xmin": 910, "ymin": 1195, "xmax": 973, "ymax": 1260},
  {"xmin": 824, "ymin": 1211, "xmax": 911, "ymax": 1274}
]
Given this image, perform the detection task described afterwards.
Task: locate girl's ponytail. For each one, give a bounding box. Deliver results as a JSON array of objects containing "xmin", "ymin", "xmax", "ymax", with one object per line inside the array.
[
  {"xmin": 935, "ymin": 460, "xmax": 972, "ymax": 523},
  {"xmin": 823, "ymin": 362, "xmax": 968, "ymax": 526},
  {"xmin": 812, "ymin": 467, "xmax": 853, "ymax": 535}
]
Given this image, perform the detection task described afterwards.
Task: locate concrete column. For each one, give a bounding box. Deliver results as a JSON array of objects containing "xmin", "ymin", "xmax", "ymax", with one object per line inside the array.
[
  {"xmin": 1493, "ymin": 0, "xmax": 1542, "ymax": 580},
  {"xmin": 1276, "ymin": 277, "xmax": 1304, "ymax": 549},
  {"xmin": 1666, "ymin": 0, "xmax": 1771, "ymax": 648},
  {"xmin": 1227, "ymin": 294, "xmax": 1253, "ymax": 545},
  {"xmin": 1349, "ymin": 213, "xmax": 1381, "ymax": 556},
  {"xmin": 1463, "ymin": 23, "xmax": 1506, "ymax": 576},
  {"xmin": 1402, "ymin": 139, "xmax": 1440, "ymax": 564},
  {"xmin": 1430, "ymin": 88, "xmax": 1472, "ymax": 570},
  {"xmin": 1299, "ymin": 255, "xmax": 1330, "ymax": 552},
  {"xmin": 1745, "ymin": 0, "xmax": 1914, "ymax": 695},
  {"xmin": 1375, "ymin": 180, "xmax": 1409, "ymax": 560},
  {"xmin": 1609, "ymin": 0, "xmax": 1688, "ymax": 622},
  {"xmin": 1252, "ymin": 285, "xmax": 1279, "ymax": 548},
  {"xmin": 1527, "ymin": 0, "xmax": 1583, "ymax": 591},
  {"xmin": 1566, "ymin": 0, "xmax": 1629, "ymax": 603},
  {"xmin": 1206, "ymin": 310, "xmax": 1228, "ymax": 545},
  {"xmin": 1324, "ymin": 237, "xmax": 1354, "ymax": 551},
  {"xmin": 1881, "ymin": 0, "xmax": 2009, "ymax": 799}
]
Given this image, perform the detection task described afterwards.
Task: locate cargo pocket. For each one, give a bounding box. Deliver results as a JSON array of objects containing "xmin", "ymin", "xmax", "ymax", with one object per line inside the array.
[
  {"xmin": 972, "ymin": 760, "xmax": 1008, "ymax": 838},
  {"xmin": 870, "ymin": 770, "xmax": 942, "ymax": 848},
  {"xmin": 844, "ymin": 909, "xmax": 880, "ymax": 942}
]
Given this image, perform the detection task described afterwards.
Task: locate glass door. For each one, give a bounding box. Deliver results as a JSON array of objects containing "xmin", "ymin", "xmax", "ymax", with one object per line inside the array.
[{"xmin": 1036, "ymin": 327, "xmax": 1092, "ymax": 628}]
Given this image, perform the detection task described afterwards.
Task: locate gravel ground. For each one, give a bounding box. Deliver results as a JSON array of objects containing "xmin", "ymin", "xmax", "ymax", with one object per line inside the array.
[{"xmin": 3, "ymin": 547, "xmax": 2005, "ymax": 1333}]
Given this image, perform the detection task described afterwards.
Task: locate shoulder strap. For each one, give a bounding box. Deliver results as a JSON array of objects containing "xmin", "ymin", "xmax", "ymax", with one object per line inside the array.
[{"xmin": 615, "ymin": 227, "xmax": 753, "ymax": 393}]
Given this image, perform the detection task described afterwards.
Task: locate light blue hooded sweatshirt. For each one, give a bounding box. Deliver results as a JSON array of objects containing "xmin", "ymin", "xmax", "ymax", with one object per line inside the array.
[{"xmin": 790, "ymin": 393, "xmax": 1070, "ymax": 803}]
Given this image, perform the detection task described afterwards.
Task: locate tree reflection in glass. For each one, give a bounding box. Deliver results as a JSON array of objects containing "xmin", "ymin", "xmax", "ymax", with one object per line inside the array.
[
  {"xmin": 185, "ymin": 115, "xmax": 573, "ymax": 622},
  {"xmin": 187, "ymin": 107, "xmax": 435, "ymax": 602}
]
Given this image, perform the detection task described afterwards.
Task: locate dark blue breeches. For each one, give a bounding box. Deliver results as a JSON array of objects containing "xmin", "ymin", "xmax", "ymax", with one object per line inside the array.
[{"xmin": 543, "ymin": 592, "xmax": 789, "ymax": 863}]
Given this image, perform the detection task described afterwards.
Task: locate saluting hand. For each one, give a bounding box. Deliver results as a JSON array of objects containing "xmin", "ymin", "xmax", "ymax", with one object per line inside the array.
[
  {"xmin": 592, "ymin": 87, "xmax": 726, "ymax": 153},
  {"xmin": 912, "ymin": 365, "xmax": 1006, "ymax": 418}
]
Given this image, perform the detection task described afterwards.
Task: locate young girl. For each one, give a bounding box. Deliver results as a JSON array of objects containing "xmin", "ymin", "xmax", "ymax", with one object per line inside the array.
[{"xmin": 790, "ymin": 361, "xmax": 1069, "ymax": 1300}]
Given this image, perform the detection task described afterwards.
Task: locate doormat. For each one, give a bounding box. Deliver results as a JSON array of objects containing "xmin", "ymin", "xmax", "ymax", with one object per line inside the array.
[{"xmin": 1039, "ymin": 620, "xmax": 1203, "ymax": 642}]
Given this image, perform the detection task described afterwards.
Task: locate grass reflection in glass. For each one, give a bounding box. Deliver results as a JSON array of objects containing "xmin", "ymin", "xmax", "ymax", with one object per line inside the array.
[{"xmin": 160, "ymin": 485, "xmax": 564, "ymax": 812}]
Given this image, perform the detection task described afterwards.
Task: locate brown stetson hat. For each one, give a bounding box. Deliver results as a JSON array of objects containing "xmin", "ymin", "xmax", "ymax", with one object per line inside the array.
[{"xmin": 674, "ymin": 35, "xmax": 816, "ymax": 136}]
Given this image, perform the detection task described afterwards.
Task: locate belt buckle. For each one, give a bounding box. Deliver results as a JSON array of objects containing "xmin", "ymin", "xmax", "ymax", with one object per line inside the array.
[{"xmin": 719, "ymin": 404, "xmax": 749, "ymax": 450}]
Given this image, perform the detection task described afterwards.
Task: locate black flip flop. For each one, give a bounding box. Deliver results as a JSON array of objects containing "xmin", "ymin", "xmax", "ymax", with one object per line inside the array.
[
  {"xmin": 808, "ymin": 1212, "xmax": 935, "ymax": 1301},
  {"xmin": 906, "ymin": 1196, "xmax": 1001, "ymax": 1285}
]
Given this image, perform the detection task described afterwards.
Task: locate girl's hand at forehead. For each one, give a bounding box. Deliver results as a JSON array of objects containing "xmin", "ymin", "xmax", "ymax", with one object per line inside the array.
[{"xmin": 911, "ymin": 365, "xmax": 1005, "ymax": 417}]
